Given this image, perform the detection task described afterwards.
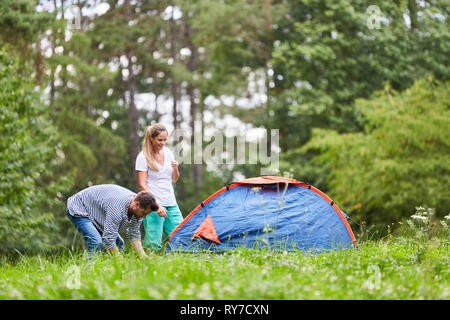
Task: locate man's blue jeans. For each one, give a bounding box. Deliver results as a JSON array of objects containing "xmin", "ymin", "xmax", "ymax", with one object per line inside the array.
[{"xmin": 66, "ymin": 209, "xmax": 124, "ymax": 258}]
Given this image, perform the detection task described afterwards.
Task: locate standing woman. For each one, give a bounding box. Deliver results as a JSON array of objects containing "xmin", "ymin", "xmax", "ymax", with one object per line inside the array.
[{"xmin": 135, "ymin": 123, "xmax": 183, "ymax": 251}]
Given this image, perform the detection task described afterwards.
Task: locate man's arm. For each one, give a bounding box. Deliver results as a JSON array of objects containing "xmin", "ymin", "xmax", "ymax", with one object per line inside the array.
[
  {"xmin": 131, "ymin": 240, "xmax": 148, "ymax": 259},
  {"xmin": 103, "ymin": 206, "xmax": 122, "ymax": 254},
  {"xmin": 127, "ymin": 216, "xmax": 149, "ymax": 259},
  {"xmin": 108, "ymin": 246, "xmax": 120, "ymax": 256}
]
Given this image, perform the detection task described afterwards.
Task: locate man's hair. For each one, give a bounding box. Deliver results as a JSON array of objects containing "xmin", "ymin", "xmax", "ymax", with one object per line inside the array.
[{"xmin": 134, "ymin": 191, "xmax": 159, "ymax": 211}]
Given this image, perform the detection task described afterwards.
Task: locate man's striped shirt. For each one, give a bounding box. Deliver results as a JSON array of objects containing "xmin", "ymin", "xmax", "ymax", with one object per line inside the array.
[{"xmin": 67, "ymin": 184, "xmax": 142, "ymax": 250}]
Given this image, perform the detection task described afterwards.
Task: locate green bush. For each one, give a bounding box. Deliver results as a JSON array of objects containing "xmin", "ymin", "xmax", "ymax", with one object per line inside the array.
[
  {"xmin": 302, "ymin": 78, "xmax": 450, "ymax": 226},
  {"xmin": 0, "ymin": 48, "xmax": 72, "ymax": 254}
]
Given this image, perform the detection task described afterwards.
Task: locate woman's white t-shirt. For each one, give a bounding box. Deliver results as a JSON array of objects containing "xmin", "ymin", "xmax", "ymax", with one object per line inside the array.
[{"xmin": 135, "ymin": 147, "xmax": 177, "ymax": 206}]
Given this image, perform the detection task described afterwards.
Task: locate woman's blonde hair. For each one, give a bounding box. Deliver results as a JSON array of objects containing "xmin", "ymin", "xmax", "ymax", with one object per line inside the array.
[{"xmin": 143, "ymin": 123, "xmax": 168, "ymax": 172}]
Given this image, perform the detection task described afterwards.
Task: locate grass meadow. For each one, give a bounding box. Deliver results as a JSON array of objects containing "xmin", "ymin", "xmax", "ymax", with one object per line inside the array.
[
  {"xmin": 0, "ymin": 207, "xmax": 448, "ymax": 300},
  {"xmin": 0, "ymin": 238, "xmax": 448, "ymax": 300}
]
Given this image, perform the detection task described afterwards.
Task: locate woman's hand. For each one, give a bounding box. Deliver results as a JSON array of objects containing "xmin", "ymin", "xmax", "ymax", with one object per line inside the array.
[
  {"xmin": 171, "ymin": 160, "xmax": 179, "ymax": 170},
  {"xmin": 156, "ymin": 205, "xmax": 168, "ymax": 218},
  {"xmin": 172, "ymin": 160, "xmax": 180, "ymax": 182}
]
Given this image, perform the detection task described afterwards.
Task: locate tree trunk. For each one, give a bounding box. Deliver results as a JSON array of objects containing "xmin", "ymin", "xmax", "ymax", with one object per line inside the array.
[
  {"xmin": 170, "ymin": 6, "xmax": 179, "ymax": 130},
  {"xmin": 262, "ymin": 0, "xmax": 280, "ymax": 97},
  {"xmin": 125, "ymin": 0, "xmax": 140, "ymax": 189},
  {"xmin": 50, "ymin": 35, "xmax": 56, "ymax": 107},
  {"xmin": 126, "ymin": 52, "xmax": 140, "ymax": 189},
  {"xmin": 408, "ymin": 0, "xmax": 418, "ymax": 30},
  {"xmin": 35, "ymin": 38, "xmax": 43, "ymax": 86},
  {"xmin": 185, "ymin": 20, "xmax": 202, "ymax": 187},
  {"xmin": 263, "ymin": 0, "xmax": 273, "ymax": 32},
  {"xmin": 49, "ymin": 0, "xmax": 59, "ymax": 106}
]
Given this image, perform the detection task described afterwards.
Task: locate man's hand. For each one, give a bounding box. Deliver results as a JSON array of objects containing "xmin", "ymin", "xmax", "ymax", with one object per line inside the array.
[{"xmin": 156, "ymin": 205, "xmax": 168, "ymax": 218}]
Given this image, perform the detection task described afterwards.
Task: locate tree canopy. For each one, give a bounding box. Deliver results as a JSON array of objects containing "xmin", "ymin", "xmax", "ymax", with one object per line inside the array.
[{"xmin": 0, "ymin": 0, "xmax": 448, "ymax": 253}]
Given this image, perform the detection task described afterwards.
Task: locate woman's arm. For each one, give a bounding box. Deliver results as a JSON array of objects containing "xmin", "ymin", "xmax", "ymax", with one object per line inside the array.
[{"xmin": 137, "ymin": 170, "xmax": 149, "ymax": 192}]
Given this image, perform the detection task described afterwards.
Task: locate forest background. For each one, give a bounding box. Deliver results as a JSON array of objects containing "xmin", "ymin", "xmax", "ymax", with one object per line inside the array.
[{"xmin": 0, "ymin": 0, "xmax": 448, "ymax": 255}]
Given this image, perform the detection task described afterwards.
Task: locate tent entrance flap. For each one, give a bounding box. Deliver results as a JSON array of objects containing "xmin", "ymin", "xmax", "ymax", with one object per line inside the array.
[{"xmin": 191, "ymin": 214, "xmax": 221, "ymax": 244}]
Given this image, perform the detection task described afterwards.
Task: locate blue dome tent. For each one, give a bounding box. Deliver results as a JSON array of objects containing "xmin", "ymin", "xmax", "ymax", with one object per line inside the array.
[{"xmin": 167, "ymin": 176, "xmax": 358, "ymax": 253}]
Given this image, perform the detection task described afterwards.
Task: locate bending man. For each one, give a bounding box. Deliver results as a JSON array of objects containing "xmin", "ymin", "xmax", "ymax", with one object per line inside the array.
[{"xmin": 66, "ymin": 184, "xmax": 159, "ymax": 259}]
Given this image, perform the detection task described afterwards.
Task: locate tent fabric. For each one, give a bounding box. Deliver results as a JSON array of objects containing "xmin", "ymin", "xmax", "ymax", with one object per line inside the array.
[
  {"xmin": 167, "ymin": 176, "xmax": 358, "ymax": 253},
  {"xmin": 191, "ymin": 214, "xmax": 221, "ymax": 244}
]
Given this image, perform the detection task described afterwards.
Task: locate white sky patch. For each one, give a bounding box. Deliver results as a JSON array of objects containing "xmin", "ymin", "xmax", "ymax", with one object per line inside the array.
[{"xmin": 163, "ymin": 5, "xmax": 183, "ymax": 20}]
